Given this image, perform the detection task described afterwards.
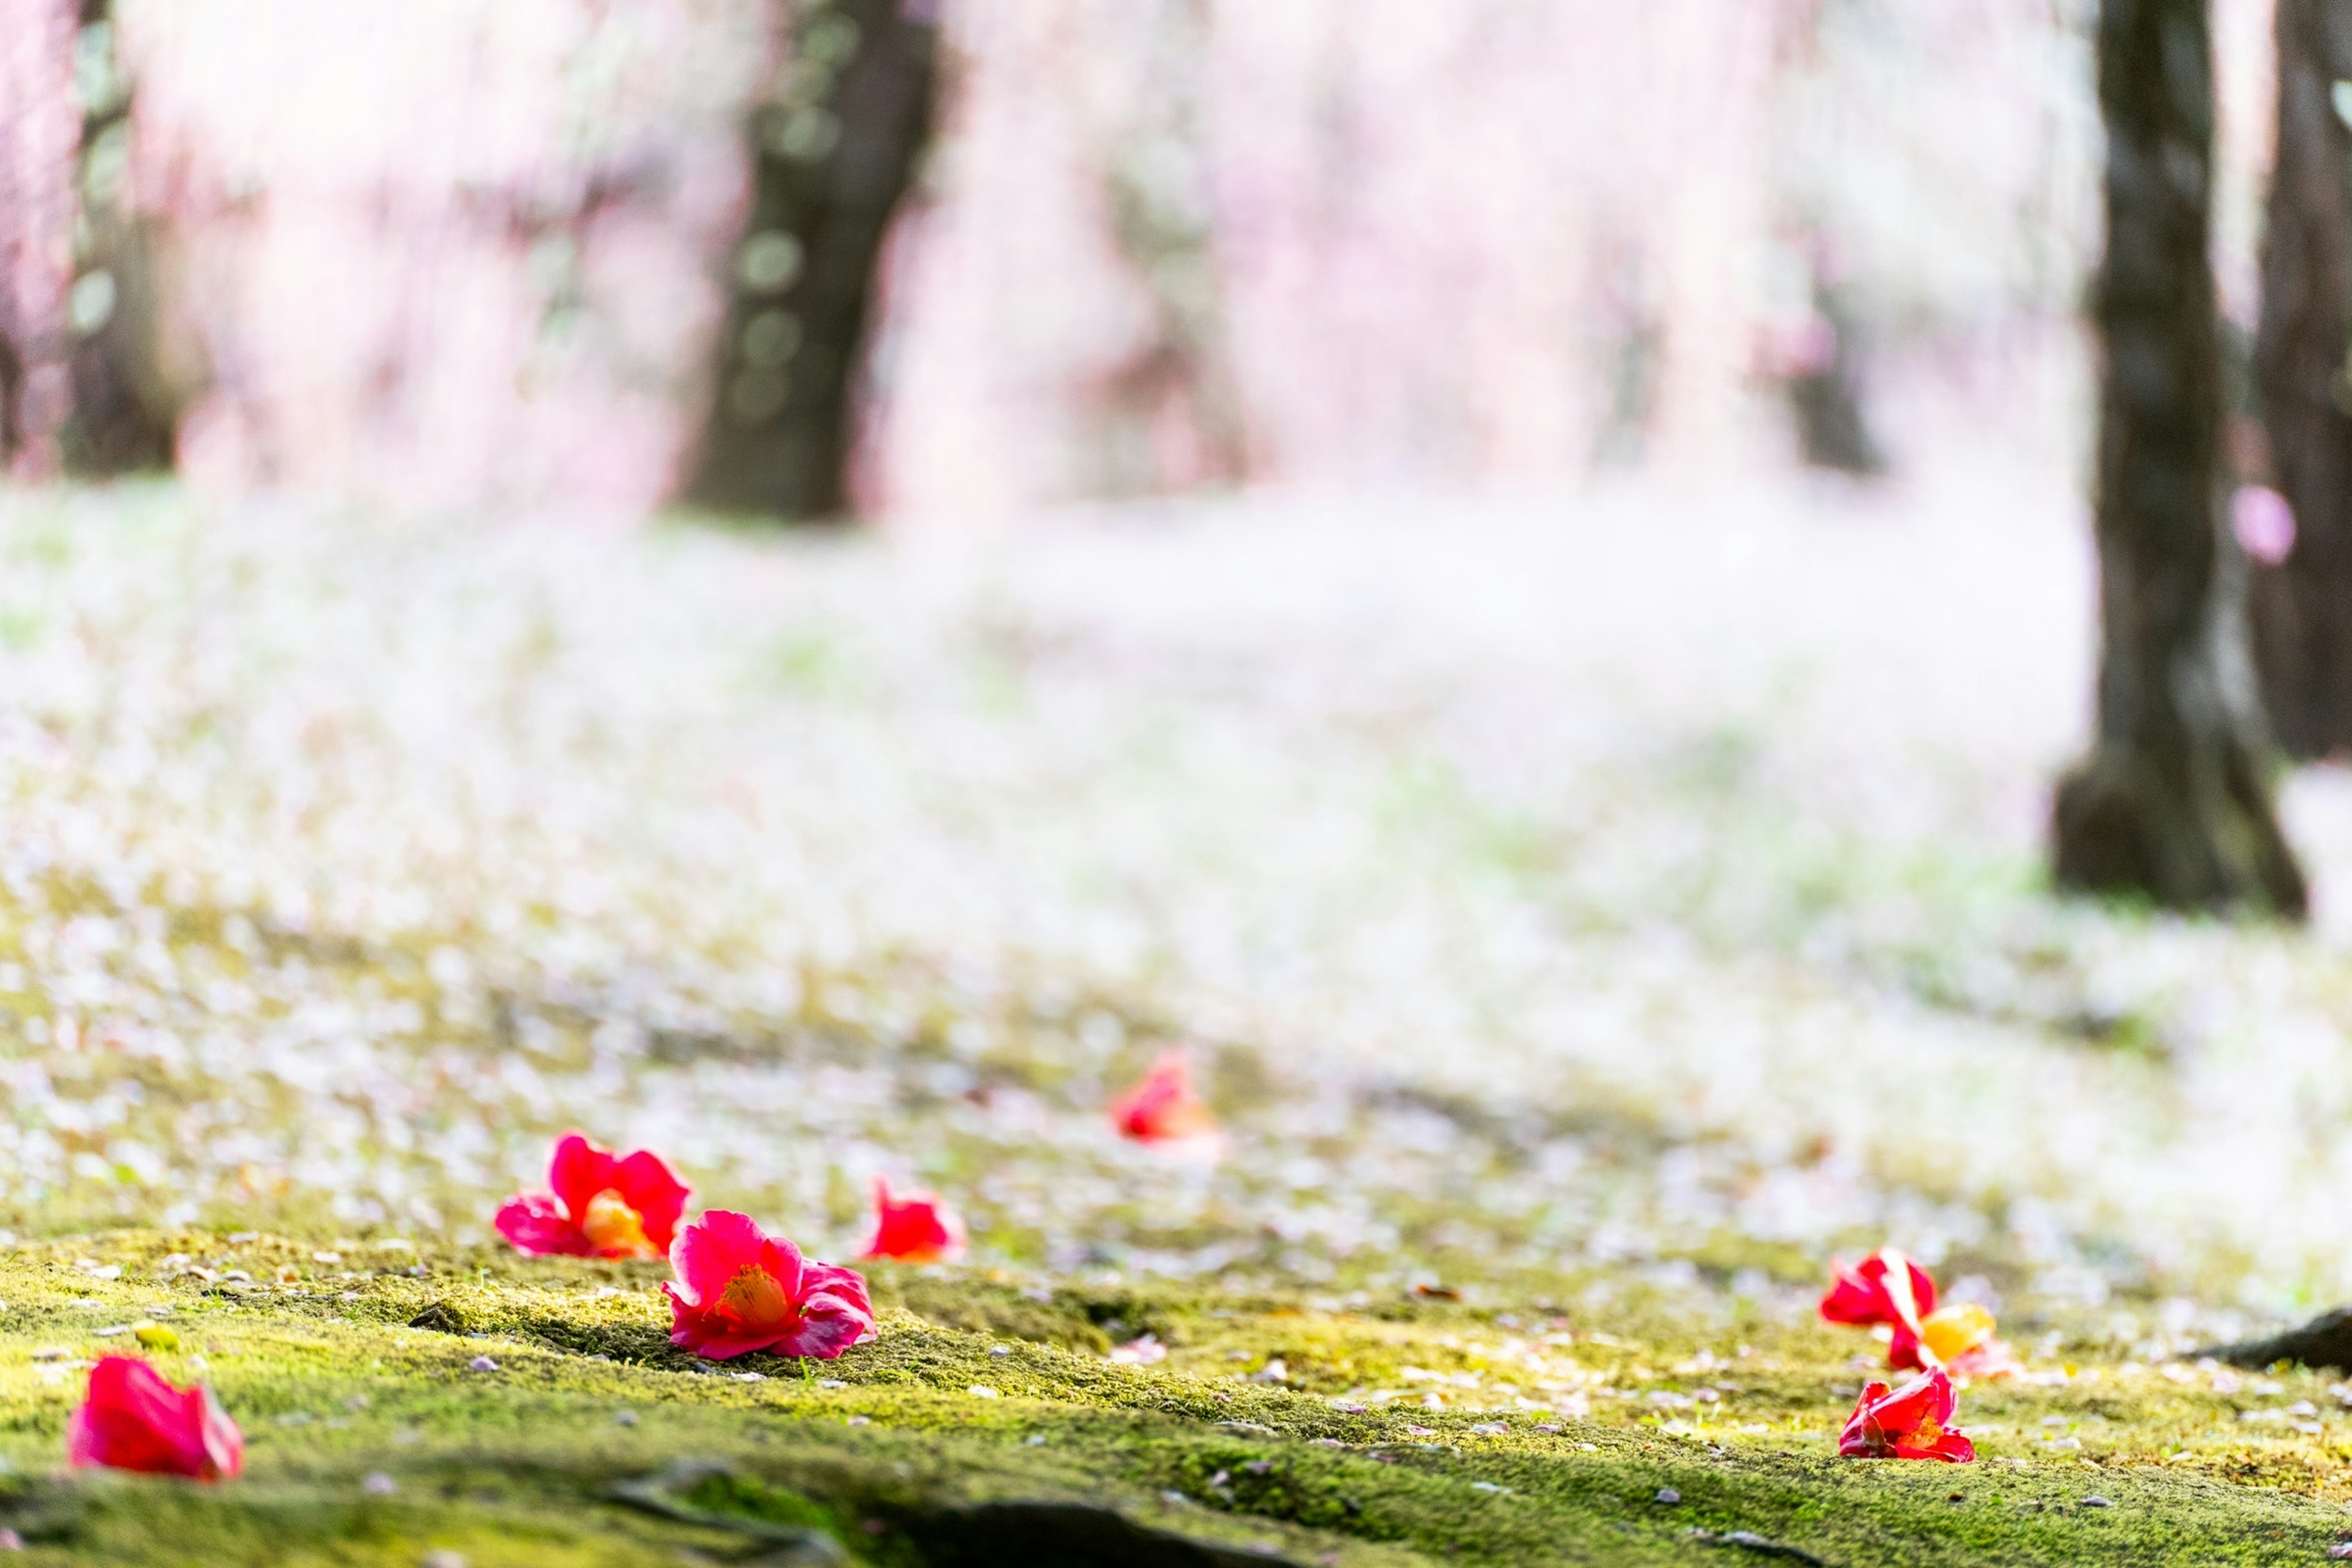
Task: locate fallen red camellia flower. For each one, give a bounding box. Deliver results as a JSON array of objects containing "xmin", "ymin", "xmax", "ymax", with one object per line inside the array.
[
  {"xmin": 665, "ymin": 1209, "xmax": 876, "ymax": 1360},
  {"xmin": 861, "ymin": 1177, "xmax": 965, "ymax": 1264},
  {"xmin": 494, "ymin": 1131, "xmax": 691, "ymax": 1260},
  {"xmin": 1839, "ymin": 1367, "xmax": 1975, "ymax": 1462},
  {"xmin": 1820, "ymin": 1248, "xmax": 1937, "ymax": 1337},
  {"xmin": 1819, "ymin": 1247, "xmax": 2014, "ymax": 1376},
  {"xmin": 67, "ymin": 1356, "xmax": 244, "ymax": 1480},
  {"xmin": 1110, "ymin": 1050, "xmax": 1219, "ymax": 1145}
]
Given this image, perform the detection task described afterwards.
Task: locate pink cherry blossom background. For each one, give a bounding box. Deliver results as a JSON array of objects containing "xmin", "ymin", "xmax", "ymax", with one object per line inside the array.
[{"xmin": 8, "ymin": 0, "xmax": 2284, "ymax": 519}]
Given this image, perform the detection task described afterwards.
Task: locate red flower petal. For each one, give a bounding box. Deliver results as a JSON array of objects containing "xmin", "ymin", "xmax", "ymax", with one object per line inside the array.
[
  {"xmin": 668, "ymin": 1208, "xmax": 767, "ymax": 1308},
  {"xmin": 778, "ymin": 1297, "xmax": 875, "ymax": 1358},
  {"xmin": 1110, "ymin": 1050, "xmax": 1219, "ymax": 1144},
  {"xmin": 1819, "ymin": 1249, "xmax": 1937, "ymax": 1328},
  {"xmin": 1871, "ymin": 1365, "xmax": 1956, "ymax": 1433},
  {"xmin": 801, "ymin": 1261, "xmax": 876, "ymax": 1321},
  {"xmin": 547, "ymin": 1132, "xmax": 620, "ymax": 1223},
  {"xmin": 1947, "ymin": 1339, "xmax": 2021, "ymax": 1380},
  {"xmin": 1838, "ymin": 1380, "xmax": 1893, "ymax": 1457},
  {"xmin": 501, "ymin": 1134, "xmax": 692, "ymax": 1259},
  {"xmin": 494, "ymin": 1194, "xmax": 591, "ymax": 1257},
  {"xmin": 862, "ymin": 1178, "xmax": 966, "ymax": 1263},
  {"xmin": 612, "ymin": 1149, "xmax": 692, "ymax": 1250},
  {"xmin": 664, "ymin": 1211, "xmax": 876, "ymax": 1362},
  {"xmin": 197, "ymin": 1386, "xmax": 244, "ymax": 1477},
  {"xmin": 1819, "ymin": 1274, "xmax": 1888, "ymax": 1325},
  {"xmin": 668, "ymin": 1327, "xmax": 786, "ymax": 1361},
  {"xmin": 67, "ymin": 1357, "xmax": 243, "ymax": 1480},
  {"xmin": 756, "ymin": 1233, "xmax": 809, "ymax": 1305},
  {"xmin": 1839, "ymin": 1370, "xmax": 1973, "ymax": 1464}
]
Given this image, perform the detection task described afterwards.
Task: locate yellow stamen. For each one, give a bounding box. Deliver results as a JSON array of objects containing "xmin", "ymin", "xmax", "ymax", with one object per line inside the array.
[
  {"xmin": 1920, "ymin": 1303, "xmax": 1996, "ymax": 1365},
  {"xmin": 579, "ymin": 1189, "xmax": 654, "ymax": 1257},
  {"xmin": 717, "ymin": 1264, "xmax": 790, "ymax": 1329}
]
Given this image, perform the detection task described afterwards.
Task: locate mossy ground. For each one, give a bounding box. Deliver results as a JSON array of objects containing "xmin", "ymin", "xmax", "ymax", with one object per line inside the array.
[
  {"xmin": 15, "ymin": 491, "xmax": 2352, "ymax": 1566},
  {"xmin": 0, "ymin": 1232, "xmax": 2342, "ymax": 1564}
]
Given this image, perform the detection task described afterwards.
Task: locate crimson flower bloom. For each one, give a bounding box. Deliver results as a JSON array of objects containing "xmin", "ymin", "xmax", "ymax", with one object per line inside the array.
[
  {"xmin": 1110, "ymin": 1050, "xmax": 1219, "ymax": 1145},
  {"xmin": 665, "ymin": 1209, "xmax": 876, "ymax": 1360},
  {"xmin": 495, "ymin": 1132, "xmax": 690, "ymax": 1259},
  {"xmin": 67, "ymin": 1356, "xmax": 244, "ymax": 1480},
  {"xmin": 1820, "ymin": 1247, "xmax": 2014, "ymax": 1375},
  {"xmin": 1820, "ymin": 1247, "xmax": 1938, "ymax": 1356},
  {"xmin": 1839, "ymin": 1368, "xmax": 1976, "ymax": 1462},
  {"xmin": 861, "ymin": 1177, "xmax": 965, "ymax": 1264}
]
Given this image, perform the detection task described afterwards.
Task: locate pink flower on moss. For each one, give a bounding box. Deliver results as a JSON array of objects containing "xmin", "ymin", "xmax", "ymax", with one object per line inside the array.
[
  {"xmin": 1839, "ymin": 1368, "xmax": 1976, "ymax": 1462},
  {"xmin": 861, "ymin": 1177, "xmax": 965, "ymax": 1264},
  {"xmin": 67, "ymin": 1356, "xmax": 244, "ymax": 1481},
  {"xmin": 495, "ymin": 1132, "xmax": 690, "ymax": 1260},
  {"xmin": 664, "ymin": 1210, "xmax": 876, "ymax": 1360},
  {"xmin": 1110, "ymin": 1050, "xmax": 1219, "ymax": 1145}
]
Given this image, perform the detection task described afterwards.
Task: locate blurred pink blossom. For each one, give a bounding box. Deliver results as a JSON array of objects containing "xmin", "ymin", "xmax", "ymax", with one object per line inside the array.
[
  {"xmin": 2233, "ymin": 484, "xmax": 2296, "ymax": 566},
  {"xmin": 86, "ymin": 0, "xmax": 2149, "ymax": 516}
]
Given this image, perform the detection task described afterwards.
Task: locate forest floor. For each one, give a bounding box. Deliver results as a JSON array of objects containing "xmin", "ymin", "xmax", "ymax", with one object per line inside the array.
[
  {"xmin": 0, "ymin": 1230, "xmax": 2348, "ymax": 1566},
  {"xmin": 6, "ymin": 470, "xmax": 2352, "ymax": 1560}
]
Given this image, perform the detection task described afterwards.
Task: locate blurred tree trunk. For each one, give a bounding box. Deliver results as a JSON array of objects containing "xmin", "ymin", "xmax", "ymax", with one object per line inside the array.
[
  {"xmin": 59, "ymin": 0, "xmax": 178, "ymax": 475},
  {"xmin": 1091, "ymin": 0, "xmax": 1252, "ymax": 496},
  {"xmin": 0, "ymin": 0, "xmax": 78, "ymax": 476},
  {"xmin": 1787, "ymin": 276, "xmax": 1886, "ymax": 476},
  {"xmin": 2051, "ymin": 0, "xmax": 2307, "ymax": 915},
  {"xmin": 2249, "ymin": 0, "xmax": 2352, "ymax": 756},
  {"xmin": 680, "ymin": 0, "xmax": 939, "ymax": 522}
]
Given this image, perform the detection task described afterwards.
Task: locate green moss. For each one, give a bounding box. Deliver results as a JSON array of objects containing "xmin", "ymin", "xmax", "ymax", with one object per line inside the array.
[{"xmin": 0, "ymin": 1231, "xmax": 2335, "ymax": 1562}]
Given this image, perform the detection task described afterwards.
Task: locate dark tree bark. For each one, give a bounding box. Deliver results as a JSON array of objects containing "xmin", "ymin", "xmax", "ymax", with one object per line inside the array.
[
  {"xmin": 2204, "ymin": 1305, "xmax": 2352, "ymax": 1370},
  {"xmin": 1788, "ymin": 279, "xmax": 1886, "ymax": 477},
  {"xmin": 2249, "ymin": 0, "xmax": 2352, "ymax": 756},
  {"xmin": 680, "ymin": 0, "xmax": 939, "ymax": 522},
  {"xmin": 2050, "ymin": 0, "xmax": 2307, "ymax": 916},
  {"xmin": 57, "ymin": 0, "xmax": 177, "ymax": 475}
]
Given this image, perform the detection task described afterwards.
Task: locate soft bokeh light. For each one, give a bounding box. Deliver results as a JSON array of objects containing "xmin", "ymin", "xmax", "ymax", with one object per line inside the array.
[{"xmin": 2, "ymin": 0, "xmax": 2268, "ymax": 513}]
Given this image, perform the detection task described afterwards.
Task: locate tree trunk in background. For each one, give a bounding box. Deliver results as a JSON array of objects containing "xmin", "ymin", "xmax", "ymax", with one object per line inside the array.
[
  {"xmin": 58, "ymin": 0, "xmax": 174, "ymax": 473},
  {"xmin": 2051, "ymin": 0, "xmax": 2307, "ymax": 916},
  {"xmin": 0, "ymin": 0, "xmax": 78, "ymax": 476},
  {"xmin": 2250, "ymin": 0, "xmax": 2352, "ymax": 756},
  {"xmin": 681, "ymin": 0, "xmax": 938, "ymax": 522},
  {"xmin": 1787, "ymin": 275, "xmax": 1886, "ymax": 476},
  {"xmin": 59, "ymin": 0, "xmax": 177, "ymax": 475},
  {"xmin": 1091, "ymin": 0, "xmax": 1252, "ymax": 496}
]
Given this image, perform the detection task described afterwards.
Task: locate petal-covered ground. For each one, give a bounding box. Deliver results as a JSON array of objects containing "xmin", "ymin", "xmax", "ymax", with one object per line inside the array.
[{"xmin": 8, "ymin": 472, "xmax": 2352, "ymax": 1554}]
